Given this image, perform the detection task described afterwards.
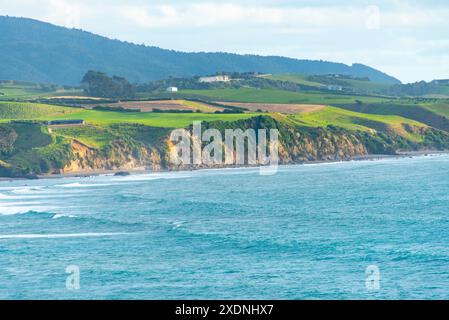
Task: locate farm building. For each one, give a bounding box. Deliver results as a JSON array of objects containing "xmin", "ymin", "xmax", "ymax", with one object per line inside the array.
[
  {"xmin": 327, "ymin": 85, "xmax": 343, "ymax": 91},
  {"xmin": 166, "ymin": 87, "xmax": 178, "ymax": 92},
  {"xmin": 199, "ymin": 75, "xmax": 230, "ymax": 83}
]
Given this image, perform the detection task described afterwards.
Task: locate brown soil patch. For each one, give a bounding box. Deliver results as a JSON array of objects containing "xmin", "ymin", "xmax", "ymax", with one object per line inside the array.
[
  {"xmin": 85, "ymin": 100, "xmax": 196, "ymax": 112},
  {"xmin": 215, "ymin": 102, "xmax": 326, "ymax": 114}
]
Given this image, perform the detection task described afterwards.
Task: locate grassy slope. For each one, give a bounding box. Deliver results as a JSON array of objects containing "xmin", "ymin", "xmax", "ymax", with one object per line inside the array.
[
  {"xmin": 179, "ymin": 88, "xmax": 390, "ymax": 104},
  {"xmin": 422, "ymin": 102, "xmax": 449, "ymax": 118},
  {"xmin": 0, "ymin": 101, "xmax": 79, "ymax": 118},
  {"xmin": 261, "ymin": 74, "xmax": 324, "ymax": 87},
  {"xmin": 0, "ymin": 102, "xmax": 258, "ymax": 128},
  {"xmin": 0, "ymin": 83, "xmax": 79, "ymax": 99},
  {"xmin": 341, "ymin": 78, "xmax": 392, "ymax": 92},
  {"xmin": 51, "ymin": 125, "xmax": 112, "ymax": 148},
  {"xmin": 44, "ymin": 109, "xmax": 258, "ymax": 127},
  {"xmin": 0, "ymin": 123, "xmax": 72, "ymax": 176},
  {"xmin": 336, "ymin": 102, "xmax": 449, "ymax": 133},
  {"xmin": 0, "ymin": 100, "xmax": 440, "ymax": 139},
  {"xmin": 0, "ymin": 121, "xmax": 172, "ymax": 176},
  {"xmin": 0, "ymin": 87, "xmax": 44, "ymax": 99},
  {"xmin": 290, "ymin": 106, "xmax": 427, "ymax": 141},
  {"xmin": 52, "ymin": 124, "xmax": 171, "ymax": 150},
  {"xmin": 262, "ymin": 74, "xmax": 393, "ymax": 93}
]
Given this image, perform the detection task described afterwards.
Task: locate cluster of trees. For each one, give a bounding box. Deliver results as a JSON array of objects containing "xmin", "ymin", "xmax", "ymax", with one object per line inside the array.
[
  {"xmin": 81, "ymin": 71, "xmax": 135, "ymax": 98},
  {"xmin": 385, "ymin": 81, "xmax": 449, "ymax": 97}
]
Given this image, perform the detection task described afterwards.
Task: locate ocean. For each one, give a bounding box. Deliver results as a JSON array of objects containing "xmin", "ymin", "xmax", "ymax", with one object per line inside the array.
[{"xmin": 1, "ymin": 155, "xmax": 449, "ymax": 299}]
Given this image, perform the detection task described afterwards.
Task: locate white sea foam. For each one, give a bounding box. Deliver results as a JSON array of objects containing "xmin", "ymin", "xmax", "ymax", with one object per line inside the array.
[
  {"xmin": 0, "ymin": 186, "xmax": 43, "ymax": 190},
  {"xmin": 0, "ymin": 232, "xmax": 129, "ymax": 239},
  {"xmin": 111, "ymin": 173, "xmax": 191, "ymax": 182},
  {"xmin": 1, "ymin": 201, "xmax": 43, "ymax": 207},
  {"xmin": 52, "ymin": 213, "xmax": 77, "ymax": 219},
  {"xmin": 0, "ymin": 192, "xmax": 77, "ymax": 201},
  {"xmin": 11, "ymin": 187, "xmax": 46, "ymax": 194},
  {"xmin": 55, "ymin": 182, "xmax": 112, "ymax": 188},
  {"xmin": 0, "ymin": 193, "xmax": 17, "ymax": 200},
  {"xmin": 171, "ymin": 221, "xmax": 186, "ymax": 229},
  {"xmin": 303, "ymin": 161, "xmax": 344, "ymax": 167},
  {"xmin": 0, "ymin": 206, "xmax": 54, "ymax": 216}
]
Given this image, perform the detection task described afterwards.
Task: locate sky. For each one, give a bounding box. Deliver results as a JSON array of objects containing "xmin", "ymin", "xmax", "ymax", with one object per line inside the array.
[{"xmin": 1, "ymin": 0, "xmax": 449, "ymax": 83}]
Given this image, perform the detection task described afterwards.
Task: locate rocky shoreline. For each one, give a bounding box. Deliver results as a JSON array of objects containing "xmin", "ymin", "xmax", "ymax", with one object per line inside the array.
[{"xmin": 1, "ymin": 150, "xmax": 446, "ymax": 182}]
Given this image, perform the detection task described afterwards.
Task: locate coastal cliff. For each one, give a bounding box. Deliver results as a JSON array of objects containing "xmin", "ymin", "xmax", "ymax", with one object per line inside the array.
[{"xmin": 1, "ymin": 116, "xmax": 449, "ymax": 178}]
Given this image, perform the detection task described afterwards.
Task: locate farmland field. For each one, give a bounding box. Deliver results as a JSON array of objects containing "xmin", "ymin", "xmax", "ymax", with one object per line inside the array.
[
  {"xmin": 179, "ymin": 88, "xmax": 391, "ymax": 104},
  {"xmin": 216, "ymin": 101, "xmax": 325, "ymax": 114},
  {"xmin": 262, "ymin": 74, "xmax": 393, "ymax": 94},
  {"xmin": 422, "ymin": 102, "xmax": 449, "ymax": 118},
  {"xmin": 0, "ymin": 102, "xmax": 259, "ymax": 128},
  {"xmin": 0, "ymin": 101, "xmax": 79, "ymax": 119},
  {"xmin": 261, "ymin": 74, "xmax": 324, "ymax": 87},
  {"xmin": 291, "ymin": 106, "xmax": 427, "ymax": 141},
  {"xmin": 86, "ymin": 99, "xmax": 221, "ymax": 113},
  {"xmin": 0, "ymin": 82, "xmax": 80, "ymax": 99}
]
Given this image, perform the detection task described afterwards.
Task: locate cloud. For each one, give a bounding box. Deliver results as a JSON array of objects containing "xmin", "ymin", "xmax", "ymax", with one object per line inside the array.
[{"xmin": 111, "ymin": 2, "xmax": 449, "ymax": 30}]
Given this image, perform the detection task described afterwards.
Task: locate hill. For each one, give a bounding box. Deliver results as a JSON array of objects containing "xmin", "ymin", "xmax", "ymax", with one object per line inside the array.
[{"xmin": 0, "ymin": 16, "xmax": 400, "ymax": 86}]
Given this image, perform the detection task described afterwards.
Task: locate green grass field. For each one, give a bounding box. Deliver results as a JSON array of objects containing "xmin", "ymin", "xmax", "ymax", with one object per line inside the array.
[
  {"xmin": 340, "ymin": 78, "xmax": 393, "ymax": 92},
  {"xmin": 2, "ymin": 98, "xmax": 448, "ymax": 143},
  {"xmin": 0, "ymin": 102, "xmax": 259, "ymax": 128},
  {"xmin": 261, "ymin": 74, "xmax": 324, "ymax": 87},
  {"xmin": 0, "ymin": 101, "xmax": 79, "ymax": 118},
  {"xmin": 52, "ymin": 109, "xmax": 259, "ymax": 127},
  {"xmin": 52, "ymin": 124, "xmax": 172, "ymax": 149},
  {"xmin": 262, "ymin": 74, "xmax": 393, "ymax": 94},
  {"xmin": 52, "ymin": 125, "xmax": 113, "ymax": 148},
  {"xmin": 290, "ymin": 106, "xmax": 427, "ymax": 141},
  {"xmin": 178, "ymin": 88, "xmax": 391, "ymax": 105},
  {"xmin": 422, "ymin": 102, "xmax": 449, "ymax": 117},
  {"xmin": 334, "ymin": 101, "xmax": 449, "ymax": 133},
  {"xmin": 0, "ymin": 83, "xmax": 79, "ymax": 99}
]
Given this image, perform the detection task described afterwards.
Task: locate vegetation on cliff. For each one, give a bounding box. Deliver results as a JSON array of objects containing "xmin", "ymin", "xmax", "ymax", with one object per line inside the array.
[
  {"xmin": 3, "ymin": 110, "xmax": 449, "ymax": 178},
  {"xmin": 2, "ymin": 72, "xmax": 449, "ymax": 178}
]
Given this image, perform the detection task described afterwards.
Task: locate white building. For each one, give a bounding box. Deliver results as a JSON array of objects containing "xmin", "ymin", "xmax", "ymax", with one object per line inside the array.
[
  {"xmin": 199, "ymin": 75, "xmax": 230, "ymax": 83},
  {"xmin": 327, "ymin": 85, "xmax": 343, "ymax": 91},
  {"xmin": 166, "ymin": 86, "xmax": 178, "ymax": 92}
]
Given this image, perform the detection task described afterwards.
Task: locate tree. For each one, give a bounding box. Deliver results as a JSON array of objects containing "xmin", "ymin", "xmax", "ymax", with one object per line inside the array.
[{"xmin": 81, "ymin": 70, "xmax": 135, "ymax": 98}]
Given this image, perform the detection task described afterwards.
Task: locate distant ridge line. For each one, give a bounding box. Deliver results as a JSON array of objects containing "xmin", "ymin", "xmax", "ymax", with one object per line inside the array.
[{"xmin": 0, "ymin": 15, "xmax": 401, "ymax": 85}]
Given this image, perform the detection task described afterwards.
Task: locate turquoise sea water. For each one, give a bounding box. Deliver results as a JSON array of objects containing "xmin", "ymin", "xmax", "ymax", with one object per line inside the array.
[{"xmin": 1, "ymin": 155, "xmax": 449, "ymax": 299}]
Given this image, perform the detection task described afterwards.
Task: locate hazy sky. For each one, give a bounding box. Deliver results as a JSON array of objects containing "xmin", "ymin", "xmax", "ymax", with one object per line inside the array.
[{"xmin": 1, "ymin": 0, "xmax": 449, "ymax": 83}]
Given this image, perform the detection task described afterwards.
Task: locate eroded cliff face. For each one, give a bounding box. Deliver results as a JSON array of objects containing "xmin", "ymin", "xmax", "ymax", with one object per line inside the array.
[
  {"xmin": 59, "ymin": 116, "xmax": 434, "ymax": 174},
  {"xmin": 2, "ymin": 115, "xmax": 443, "ymax": 178},
  {"xmin": 277, "ymin": 130, "xmax": 368, "ymax": 163},
  {"xmin": 62, "ymin": 140, "xmax": 163, "ymax": 173}
]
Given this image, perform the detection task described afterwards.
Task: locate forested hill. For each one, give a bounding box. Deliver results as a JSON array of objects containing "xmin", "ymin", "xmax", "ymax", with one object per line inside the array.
[{"xmin": 0, "ymin": 16, "xmax": 401, "ymax": 86}]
